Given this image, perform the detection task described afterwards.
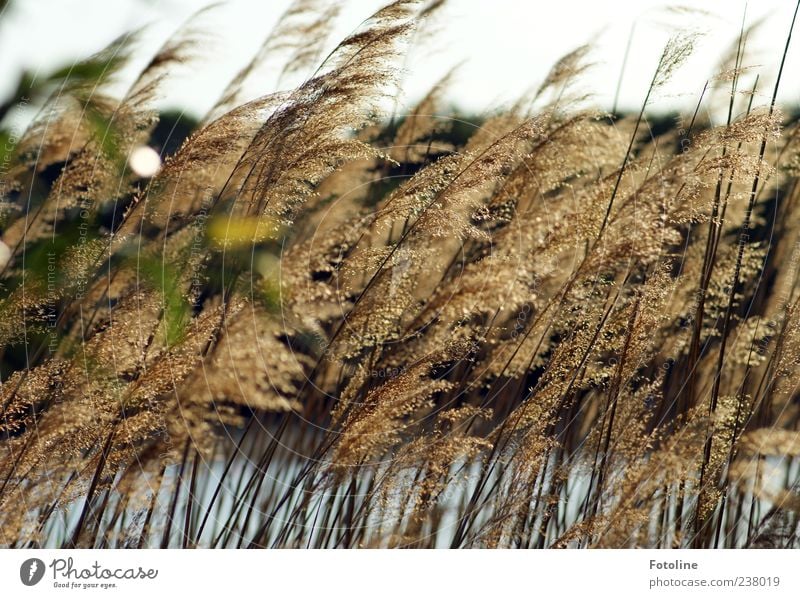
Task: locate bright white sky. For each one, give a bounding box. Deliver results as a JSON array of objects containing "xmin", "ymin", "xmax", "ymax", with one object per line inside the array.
[{"xmin": 1, "ymin": 0, "xmax": 800, "ymax": 122}]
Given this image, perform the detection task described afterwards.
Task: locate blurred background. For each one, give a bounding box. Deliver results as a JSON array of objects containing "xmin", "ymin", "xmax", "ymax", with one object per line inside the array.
[{"xmin": 1, "ymin": 0, "xmax": 800, "ymax": 124}]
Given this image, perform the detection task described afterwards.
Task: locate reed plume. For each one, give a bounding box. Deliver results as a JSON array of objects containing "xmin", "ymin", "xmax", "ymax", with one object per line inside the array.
[{"xmin": 1, "ymin": 0, "xmax": 800, "ymax": 549}]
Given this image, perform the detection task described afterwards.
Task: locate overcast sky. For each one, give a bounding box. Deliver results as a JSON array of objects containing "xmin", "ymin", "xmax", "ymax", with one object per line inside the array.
[{"xmin": 2, "ymin": 0, "xmax": 800, "ymax": 122}]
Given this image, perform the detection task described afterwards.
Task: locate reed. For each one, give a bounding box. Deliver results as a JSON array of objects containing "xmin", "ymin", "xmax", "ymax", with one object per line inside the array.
[{"xmin": 1, "ymin": 0, "xmax": 800, "ymax": 548}]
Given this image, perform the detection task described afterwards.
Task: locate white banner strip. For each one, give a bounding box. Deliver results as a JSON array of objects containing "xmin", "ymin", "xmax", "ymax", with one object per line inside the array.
[{"xmin": 1, "ymin": 549, "xmax": 798, "ymax": 597}]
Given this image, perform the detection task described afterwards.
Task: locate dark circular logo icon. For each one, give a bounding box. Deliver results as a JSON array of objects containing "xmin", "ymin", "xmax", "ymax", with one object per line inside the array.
[{"xmin": 20, "ymin": 558, "xmax": 45, "ymax": 586}]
